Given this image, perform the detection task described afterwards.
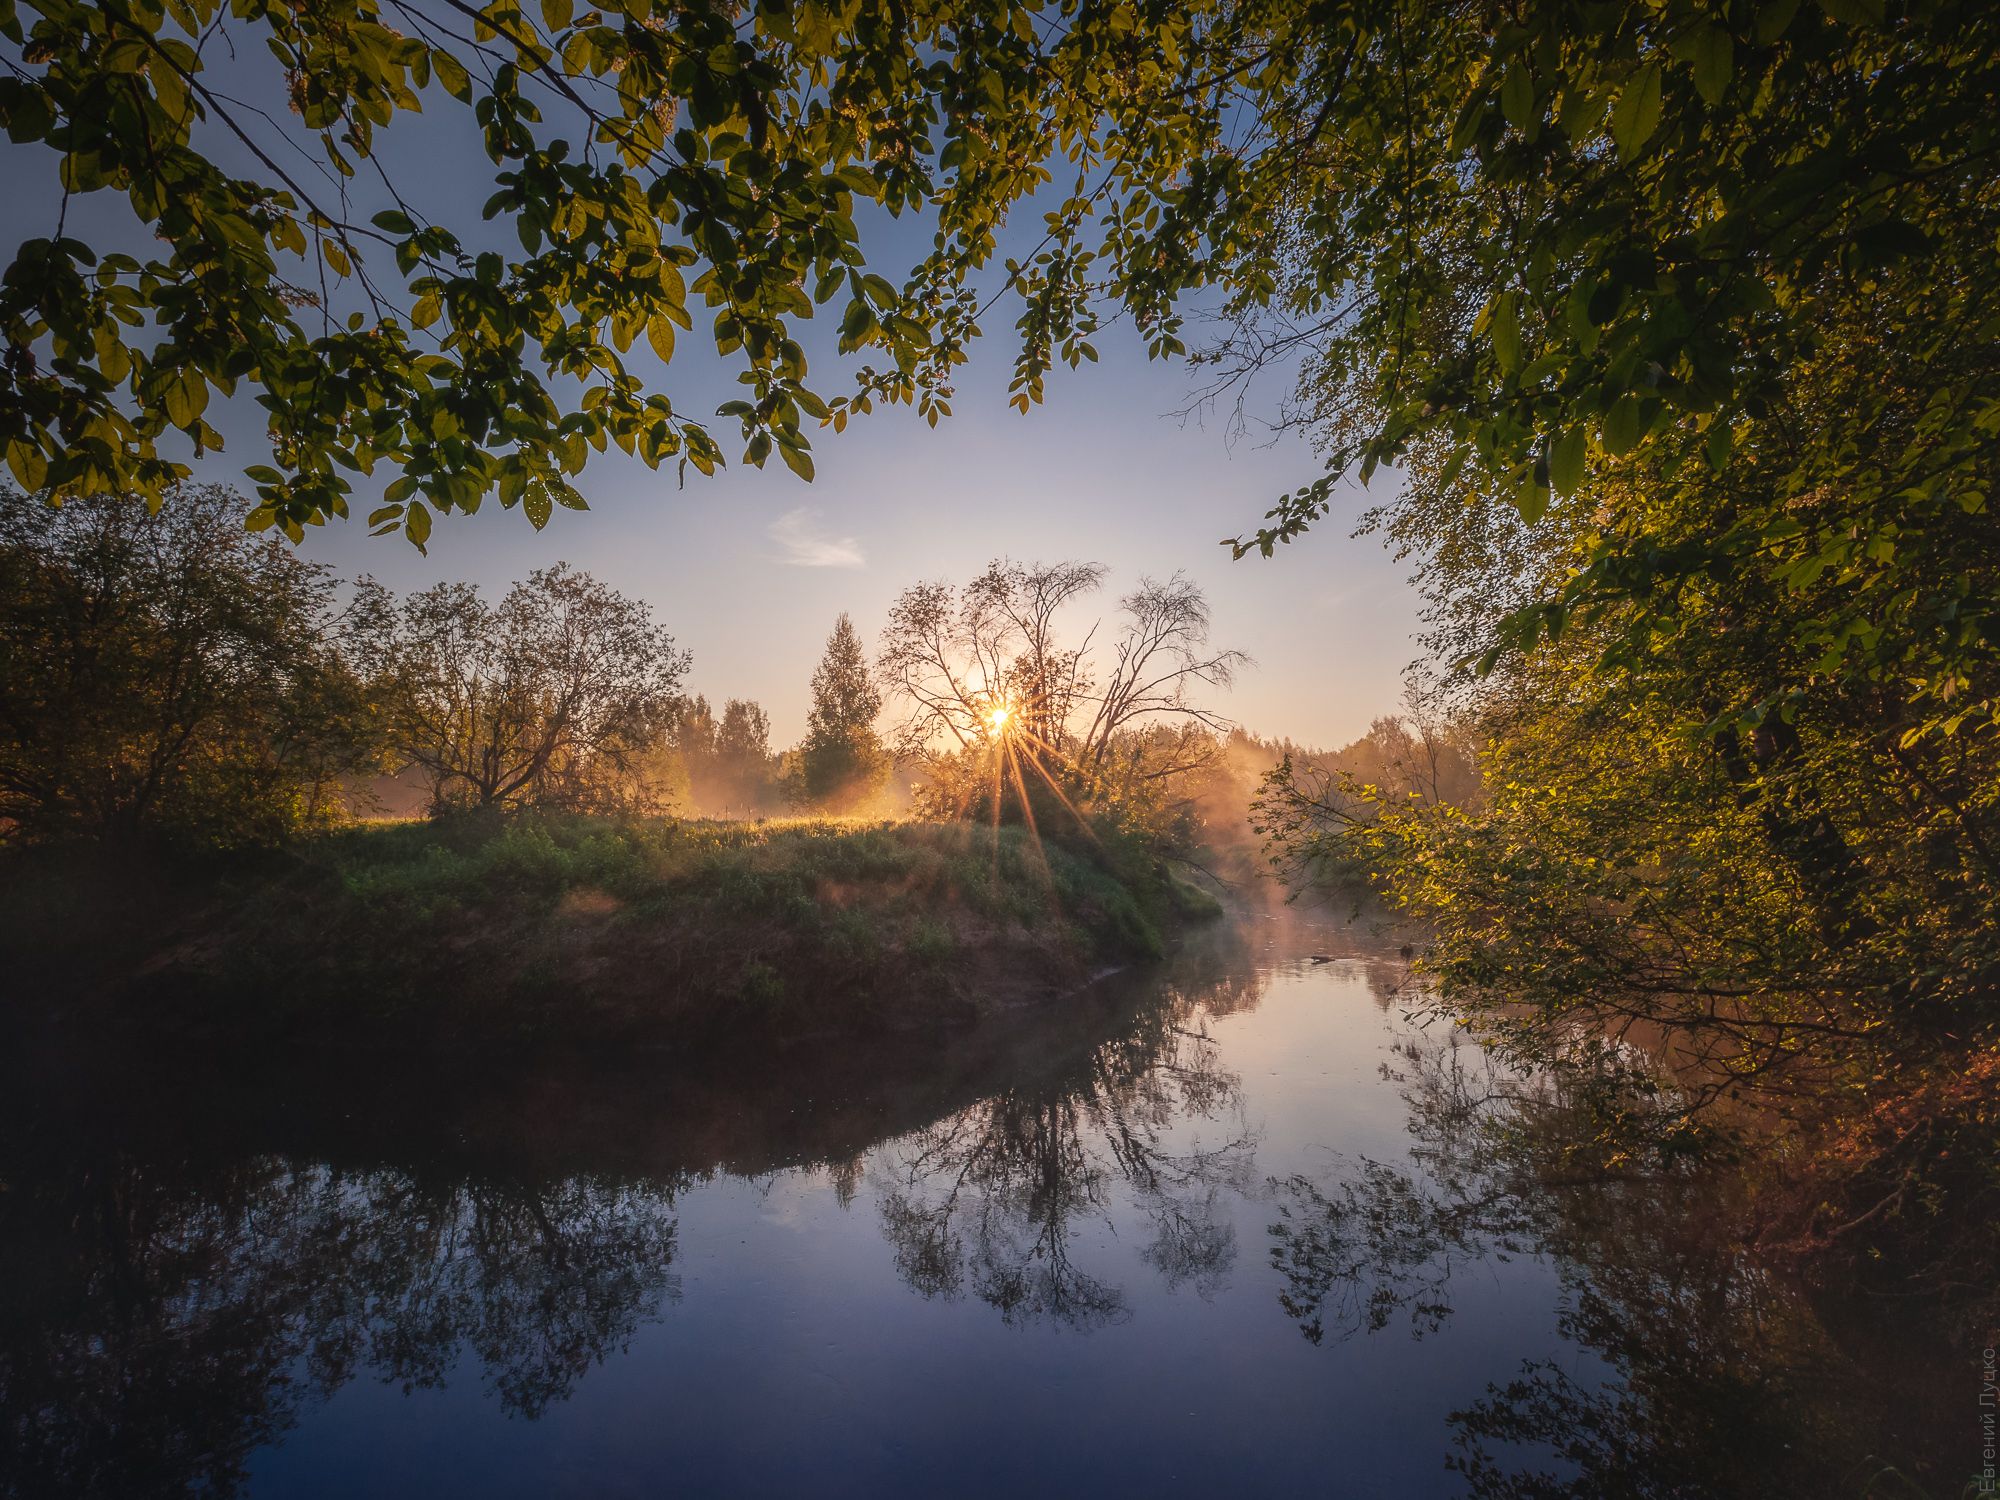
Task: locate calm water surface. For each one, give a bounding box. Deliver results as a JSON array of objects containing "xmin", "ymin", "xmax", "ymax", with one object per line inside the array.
[{"xmin": 0, "ymin": 915, "xmax": 1956, "ymax": 1496}]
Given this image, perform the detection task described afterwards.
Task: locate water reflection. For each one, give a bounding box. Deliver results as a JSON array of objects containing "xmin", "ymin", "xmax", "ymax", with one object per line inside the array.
[
  {"xmin": 1268, "ymin": 1033, "xmax": 1537, "ymax": 1346},
  {"xmin": 873, "ymin": 982, "xmax": 1257, "ymax": 1328},
  {"xmin": 0, "ymin": 931, "xmax": 1271, "ymax": 1497},
  {"xmin": 0, "ymin": 920, "xmax": 1957, "ymax": 1498},
  {"xmin": 0, "ymin": 1153, "xmax": 680, "ymax": 1498},
  {"xmin": 1267, "ymin": 1024, "xmax": 1956, "ymax": 1496}
]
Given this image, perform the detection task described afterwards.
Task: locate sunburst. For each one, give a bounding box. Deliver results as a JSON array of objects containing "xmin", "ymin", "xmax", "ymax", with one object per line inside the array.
[{"xmin": 941, "ymin": 693, "xmax": 1106, "ymax": 903}]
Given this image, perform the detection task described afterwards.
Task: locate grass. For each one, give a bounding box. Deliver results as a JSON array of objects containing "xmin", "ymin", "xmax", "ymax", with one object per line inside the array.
[{"xmin": 3, "ymin": 813, "xmax": 1220, "ymax": 1050}]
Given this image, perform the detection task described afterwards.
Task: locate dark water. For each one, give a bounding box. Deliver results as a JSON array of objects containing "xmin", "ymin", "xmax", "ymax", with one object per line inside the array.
[{"xmin": 0, "ymin": 916, "xmax": 1962, "ymax": 1497}]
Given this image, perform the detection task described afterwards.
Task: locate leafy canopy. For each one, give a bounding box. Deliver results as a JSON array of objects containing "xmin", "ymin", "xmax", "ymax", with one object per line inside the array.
[
  {"xmin": 5, "ymin": 0, "xmax": 1995, "ymax": 747},
  {"xmin": 0, "ymin": 481, "xmax": 373, "ymax": 842},
  {"xmin": 1, "ymin": 0, "xmax": 1229, "ymax": 546}
]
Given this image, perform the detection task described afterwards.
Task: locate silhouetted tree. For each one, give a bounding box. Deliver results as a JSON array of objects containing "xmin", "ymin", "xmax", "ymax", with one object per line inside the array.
[
  {"xmin": 0, "ymin": 483, "xmax": 376, "ymax": 845},
  {"xmin": 349, "ymin": 564, "xmax": 687, "ymax": 814},
  {"xmin": 794, "ymin": 613, "xmax": 889, "ymax": 809},
  {"xmin": 878, "ymin": 560, "xmax": 1244, "ymax": 838}
]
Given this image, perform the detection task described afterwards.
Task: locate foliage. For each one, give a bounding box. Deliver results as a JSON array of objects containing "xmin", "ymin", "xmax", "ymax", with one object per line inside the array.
[
  {"xmin": 792, "ymin": 611, "xmax": 888, "ymax": 809},
  {"xmin": 1172, "ymin": 1, "xmax": 2000, "ymax": 747},
  {"xmin": 1252, "ymin": 684, "xmax": 1482, "ymax": 892},
  {"xmin": 1219, "ymin": 1, "xmax": 2000, "ymax": 1295},
  {"xmin": 1267, "ymin": 626, "xmax": 1999, "ymax": 1283},
  {"xmin": 0, "ymin": 0, "xmax": 1225, "ymax": 541},
  {"xmin": 0, "ymin": 482, "xmax": 375, "ymax": 844},
  {"xmin": 2, "ymin": 812, "xmax": 1181, "ymax": 1041},
  {"xmin": 10, "ymin": 0, "xmax": 1992, "ymax": 715},
  {"xmin": 349, "ymin": 562, "xmax": 687, "ymax": 811},
  {"xmin": 676, "ymin": 692, "xmax": 780, "ymax": 815},
  {"xmin": 881, "ymin": 557, "xmax": 1243, "ymax": 807}
]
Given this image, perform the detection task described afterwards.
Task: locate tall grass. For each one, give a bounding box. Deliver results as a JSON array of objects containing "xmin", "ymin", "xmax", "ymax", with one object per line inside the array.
[{"xmin": 6, "ymin": 813, "xmax": 1217, "ymax": 1048}]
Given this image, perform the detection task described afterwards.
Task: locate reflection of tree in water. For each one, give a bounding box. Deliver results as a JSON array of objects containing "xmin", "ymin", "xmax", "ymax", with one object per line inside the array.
[
  {"xmin": 874, "ymin": 988, "xmax": 1257, "ymax": 1328},
  {"xmin": 1269, "ymin": 1032, "xmax": 1540, "ymax": 1346},
  {"xmin": 0, "ymin": 1153, "xmax": 680, "ymax": 1499},
  {"xmin": 1268, "ymin": 1029, "xmax": 1946, "ymax": 1497}
]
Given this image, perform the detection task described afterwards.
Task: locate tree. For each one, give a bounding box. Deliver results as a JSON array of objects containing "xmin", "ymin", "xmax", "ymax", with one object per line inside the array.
[
  {"xmin": 1221, "ymin": 0, "xmax": 1999, "ymax": 1090},
  {"xmin": 673, "ymin": 693, "xmax": 777, "ymax": 816},
  {"xmin": 0, "ymin": 482, "xmax": 374, "ymax": 845},
  {"xmin": 0, "ymin": 0, "xmax": 1213, "ymax": 544},
  {"xmin": 879, "ymin": 559, "xmax": 1244, "ymax": 836},
  {"xmin": 673, "ymin": 694, "xmax": 718, "ymax": 770},
  {"xmin": 1078, "ymin": 573, "xmax": 1245, "ymax": 775},
  {"xmin": 351, "ymin": 563, "xmax": 686, "ymax": 812},
  {"xmin": 794, "ymin": 613, "xmax": 888, "ymax": 808},
  {"xmin": 8, "ymin": 0, "xmax": 1997, "ymax": 696},
  {"xmin": 711, "ymin": 698, "xmax": 778, "ymax": 816},
  {"xmin": 881, "ymin": 560, "xmax": 1242, "ymax": 769}
]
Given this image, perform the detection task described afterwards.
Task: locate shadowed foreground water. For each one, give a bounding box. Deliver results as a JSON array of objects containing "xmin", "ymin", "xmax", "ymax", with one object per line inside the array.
[{"xmin": 0, "ymin": 915, "xmax": 1961, "ymax": 1497}]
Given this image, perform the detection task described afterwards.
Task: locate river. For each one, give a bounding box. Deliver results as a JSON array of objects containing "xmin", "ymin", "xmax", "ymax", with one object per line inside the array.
[{"xmin": 0, "ymin": 912, "xmax": 1959, "ymax": 1496}]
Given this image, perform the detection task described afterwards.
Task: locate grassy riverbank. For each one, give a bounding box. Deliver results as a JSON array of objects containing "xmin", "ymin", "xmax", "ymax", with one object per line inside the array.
[{"xmin": 3, "ymin": 814, "xmax": 1220, "ymax": 1049}]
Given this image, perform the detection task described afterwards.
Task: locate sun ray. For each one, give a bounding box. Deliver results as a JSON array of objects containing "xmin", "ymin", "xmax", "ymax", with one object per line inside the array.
[
  {"xmin": 994, "ymin": 721, "xmax": 1106, "ymax": 850},
  {"xmin": 989, "ymin": 737, "xmax": 1004, "ymax": 884},
  {"xmin": 1002, "ymin": 737, "xmax": 1056, "ymax": 896},
  {"xmin": 1014, "ymin": 741, "xmax": 1105, "ymax": 849}
]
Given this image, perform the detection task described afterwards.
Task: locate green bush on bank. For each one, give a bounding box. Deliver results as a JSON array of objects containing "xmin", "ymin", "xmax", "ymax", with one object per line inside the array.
[{"xmin": 4, "ymin": 813, "xmax": 1217, "ymax": 1048}]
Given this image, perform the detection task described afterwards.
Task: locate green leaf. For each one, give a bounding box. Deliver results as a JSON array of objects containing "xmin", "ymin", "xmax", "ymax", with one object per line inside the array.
[
  {"xmin": 1755, "ymin": 0, "xmax": 1800, "ymax": 43},
  {"xmin": 1691, "ymin": 27, "xmax": 1733, "ymax": 105},
  {"xmin": 1704, "ymin": 422, "xmax": 1733, "ymax": 473},
  {"xmin": 432, "ymin": 49, "xmax": 472, "ymax": 102},
  {"xmin": 1514, "ymin": 471, "xmax": 1549, "ymax": 525},
  {"xmin": 5, "ymin": 440, "xmax": 47, "ymax": 490},
  {"xmin": 1603, "ymin": 395, "xmax": 1644, "ymax": 456},
  {"xmin": 1549, "ymin": 426, "xmax": 1587, "ymax": 496},
  {"xmin": 778, "ymin": 438, "xmax": 814, "ymax": 482},
  {"xmin": 647, "ymin": 310, "xmax": 676, "ymax": 364},
  {"xmin": 524, "ymin": 486, "xmax": 552, "ymax": 529},
  {"xmin": 405, "ymin": 499, "xmax": 433, "ymax": 548},
  {"xmin": 163, "ymin": 378, "xmax": 193, "ymax": 428},
  {"xmin": 1610, "ymin": 63, "xmax": 1663, "ymax": 161},
  {"xmin": 1488, "ymin": 291, "xmax": 1522, "ymax": 375},
  {"xmin": 1500, "ymin": 66, "xmax": 1535, "ymax": 130}
]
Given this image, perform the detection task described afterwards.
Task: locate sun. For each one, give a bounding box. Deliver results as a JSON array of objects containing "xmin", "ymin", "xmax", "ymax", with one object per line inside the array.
[{"xmin": 986, "ymin": 702, "xmax": 1012, "ymax": 733}]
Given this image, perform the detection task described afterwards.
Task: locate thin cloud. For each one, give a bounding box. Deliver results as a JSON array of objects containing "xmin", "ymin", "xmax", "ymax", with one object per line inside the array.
[{"xmin": 767, "ymin": 507, "xmax": 865, "ymax": 569}]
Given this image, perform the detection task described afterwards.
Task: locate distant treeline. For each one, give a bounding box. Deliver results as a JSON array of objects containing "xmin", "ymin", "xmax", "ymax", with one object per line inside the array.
[
  {"xmin": 0, "ymin": 483, "xmax": 895, "ymax": 845},
  {"xmin": 4, "ymin": 485, "xmax": 1448, "ymax": 876}
]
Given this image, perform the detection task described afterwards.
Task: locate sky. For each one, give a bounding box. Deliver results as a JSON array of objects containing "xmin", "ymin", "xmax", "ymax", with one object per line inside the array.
[
  {"xmin": 285, "ymin": 330, "xmax": 1425, "ymax": 750},
  {"xmin": 2, "ymin": 35, "xmax": 1428, "ymax": 751}
]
